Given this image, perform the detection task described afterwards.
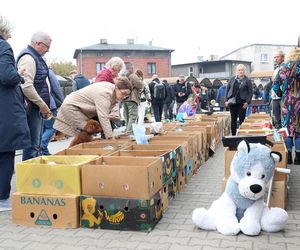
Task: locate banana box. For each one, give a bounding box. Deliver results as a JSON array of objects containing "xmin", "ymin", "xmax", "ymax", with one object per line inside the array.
[
  {"xmin": 147, "ymin": 141, "xmax": 186, "ymax": 171},
  {"xmin": 55, "ymin": 148, "xmax": 112, "ymax": 156},
  {"xmin": 16, "ymin": 155, "xmax": 99, "ymax": 195},
  {"xmin": 110, "ymin": 147, "xmax": 174, "ymax": 184},
  {"xmin": 81, "ymin": 156, "xmax": 162, "ymax": 199},
  {"xmin": 124, "ymin": 144, "xmax": 184, "ymax": 176},
  {"xmin": 70, "ymin": 141, "xmax": 130, "ymax": 151},
  {"xmin": 80, "ymin": 191, "xmax": 162, "ymax": 232},
  {"xmin": 12, "ymin": 192, "xmax": 79, "ymax": 228}
]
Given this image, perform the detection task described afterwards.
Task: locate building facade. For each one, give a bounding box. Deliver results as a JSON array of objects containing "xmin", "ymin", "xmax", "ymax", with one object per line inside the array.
[
  {"xmin": 220, "ymin": 44, "xmax": 295, "ymax": 72},
  {"xmin": 73, "ymin": 39, "xmax": 174, "ymax": 79},
  {"xmin": 171, "ymin": 59, "xmax": 252, "ymax": 80}
]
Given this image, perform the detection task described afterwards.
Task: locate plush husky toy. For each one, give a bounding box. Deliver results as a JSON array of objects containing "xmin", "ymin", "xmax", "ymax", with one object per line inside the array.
[{"xmin": 192, "ymin": 140, "xmax": 288, "ymax": 235}]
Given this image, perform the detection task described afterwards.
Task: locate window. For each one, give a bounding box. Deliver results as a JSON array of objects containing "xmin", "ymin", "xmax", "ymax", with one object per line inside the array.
[
  {"xmin": 260, "ymin": 54, "xmax": 269, "ymax": 64},
  {"xmin": 148, "ymin": 63, "xmax": 156, "ymax": 75},
  {"xmin": 96, "ymin": 62, "xmax": 105, "ymax": 73}
]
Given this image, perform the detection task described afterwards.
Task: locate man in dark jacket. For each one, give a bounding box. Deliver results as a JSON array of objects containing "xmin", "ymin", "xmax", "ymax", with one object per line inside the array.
[
  {"xmin": 149, "ymin": 75, "xmax": 168, "ymax": 122},
  {"xmin": 0, "ymin": 15, "xmax": 30, "ymax": 209},
  {"xmin": 70, "ymin": 70, "xmax": 90, "ymax": 91},
  {"xmin": 173, "ymin": 75, "xmax": 192, "ymax": 114},
  {"xmin": 17, "ymin": 31, "xmax": 52, "ymax": 161},
  {"xmin": 163, "ymin": 80, "xmax": 175, "ymax": 120}
]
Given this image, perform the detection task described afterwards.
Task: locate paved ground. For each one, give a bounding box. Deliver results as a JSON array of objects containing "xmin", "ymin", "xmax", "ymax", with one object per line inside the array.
[{"xmin": 0, "ymin": 138, "xmax": 299, "ymax": 250}]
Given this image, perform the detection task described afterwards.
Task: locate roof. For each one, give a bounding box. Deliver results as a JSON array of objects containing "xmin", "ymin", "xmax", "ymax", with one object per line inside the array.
[
  {"xmin": 250, "ymin": 70, "xmax": 274, "ymax": 78},
  {"xmin": 74, "ymin": 43, "xmax": 174, "ymax": 58},
  {"xmin": 172, "ymin": 59, "xmax": 252, "ymax": 67}
]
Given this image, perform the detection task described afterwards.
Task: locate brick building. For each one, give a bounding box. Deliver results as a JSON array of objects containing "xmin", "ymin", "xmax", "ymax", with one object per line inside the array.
[{"xmin": 73, "ymin": 39, "xmax": 174, "ymax": 79}]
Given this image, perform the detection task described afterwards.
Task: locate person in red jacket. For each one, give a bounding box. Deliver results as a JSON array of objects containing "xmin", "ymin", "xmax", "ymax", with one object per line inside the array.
[{"xmin": 95, "ymin": 57, "xmax": 125, "ymax": 83}]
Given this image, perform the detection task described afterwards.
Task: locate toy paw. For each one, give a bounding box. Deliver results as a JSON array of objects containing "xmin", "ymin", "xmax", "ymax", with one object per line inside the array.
[
  {"xmin": 192, "ymin": 208, "xmax": 216, "ymax": 230},
  {"xmin": 240, "ymin": 217, "xmax": 261, "ymax": 236},
  {"xmin": 217, "ymin": 220, "xmax": 240, "ymax": 235},
  {"xmin": 261, "ymin": 207, "xmax": 288, "ymax": 232}
]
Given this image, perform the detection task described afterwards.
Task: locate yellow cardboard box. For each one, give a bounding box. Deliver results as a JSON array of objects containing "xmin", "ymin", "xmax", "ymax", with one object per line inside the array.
[{"xmin": 16, "ymin": 155, "xmax": 99, "ymax": 195}]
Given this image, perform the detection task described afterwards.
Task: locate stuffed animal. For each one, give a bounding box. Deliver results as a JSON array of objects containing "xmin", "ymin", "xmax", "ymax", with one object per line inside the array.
[{"xmin": 192, "ymin": 140, "xmax": 288, "ymax": 235}]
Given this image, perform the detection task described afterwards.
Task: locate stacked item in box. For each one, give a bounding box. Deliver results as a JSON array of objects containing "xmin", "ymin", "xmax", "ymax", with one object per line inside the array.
[{"xmin": 12, "ymin": 155, "xmax": 99, "ymax": 228}]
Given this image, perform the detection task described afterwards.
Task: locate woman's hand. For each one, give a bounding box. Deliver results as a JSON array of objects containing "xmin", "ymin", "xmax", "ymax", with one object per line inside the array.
[{"xmin": 243, "ymin": 102, "xmax": 248, "ymax": 109}]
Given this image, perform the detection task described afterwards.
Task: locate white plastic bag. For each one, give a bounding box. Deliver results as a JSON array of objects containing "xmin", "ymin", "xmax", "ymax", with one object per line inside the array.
[{"xmin": 132, "ymin": 123, "xmax": 148, "ymax": 144}]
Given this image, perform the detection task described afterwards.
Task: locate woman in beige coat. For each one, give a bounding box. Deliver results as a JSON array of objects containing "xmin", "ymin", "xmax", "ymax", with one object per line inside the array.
[{"xmin": 53, "ymin": 77, "xmax": 131, "ymax": 139}]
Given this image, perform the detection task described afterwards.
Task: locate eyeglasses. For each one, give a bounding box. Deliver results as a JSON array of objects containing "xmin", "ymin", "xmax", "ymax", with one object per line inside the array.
[
  {"xmin": 120, "ymin": 90, "xmax": 131, "ymax": 100},
  {"xmin": 39, "ymin": 42, "xmax": 50, "ymax": 50}
]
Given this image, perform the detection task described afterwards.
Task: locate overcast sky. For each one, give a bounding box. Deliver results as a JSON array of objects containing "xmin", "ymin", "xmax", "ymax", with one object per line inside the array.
[{"xmin": 2, "ymin": 0, "xmax": 299, "ymax": 65}]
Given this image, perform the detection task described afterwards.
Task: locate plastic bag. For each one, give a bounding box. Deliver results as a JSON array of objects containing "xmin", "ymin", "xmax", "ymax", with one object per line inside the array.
[
  {"xmin": 149, "ymin": 122, "xmax": 164, "ymax": 134},
  {"xmin": 132, "ymin": 123, "xmax": 148, "ymax": 144}
]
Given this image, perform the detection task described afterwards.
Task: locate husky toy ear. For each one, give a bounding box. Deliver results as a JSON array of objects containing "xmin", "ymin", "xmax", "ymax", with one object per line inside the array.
[
  {"xmin": 270, "ymin": 151, "xmax": 282, "ymax": 163},
  {"xmin": 237, "ymin": 140, "xmax": 250, "ymax": 153}
]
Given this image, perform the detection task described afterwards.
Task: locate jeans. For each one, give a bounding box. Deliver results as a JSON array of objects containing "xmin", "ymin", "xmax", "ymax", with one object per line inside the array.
[
  {"xmin": 163, "ymin": 102, "xmax": 174, "ymax": 120},
  {"xmin": 22, "ymin": 106, "xmax": 44, "ymax": 161},
  {"xmin": 284, "ymin": 136, "xmax": 300, "ymax": 152},
  {"xmin": 41, "ymin": 109, "xmax": 57, "ymax": 155},
  {"xmin": 0, "ymin": 151, "xmax": 15, "ymax": 200},
  {"xmin": 152, "ymin": 101, "xmax": 164, "ymax": 122}
]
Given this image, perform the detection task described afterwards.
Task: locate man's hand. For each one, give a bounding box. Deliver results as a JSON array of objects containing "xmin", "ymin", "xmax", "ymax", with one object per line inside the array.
[
  {"xmin": 243, "ymin": 102, "xmax": 248, "ymax": 109},
  {"xmin": 40, "ymin": 105, "xmax": 51, "ymax": 116}
]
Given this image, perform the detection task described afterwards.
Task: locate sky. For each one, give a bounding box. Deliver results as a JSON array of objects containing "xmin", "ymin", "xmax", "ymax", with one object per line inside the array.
[{"xmin": 2, "ymin": 0, "xmax": 299, "ymax": 65}]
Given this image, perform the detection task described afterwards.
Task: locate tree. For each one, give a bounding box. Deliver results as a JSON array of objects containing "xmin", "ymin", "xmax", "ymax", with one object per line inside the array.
[{"xmin": 50, "ymin": 59, "xmax": 76, "ymax": 77}]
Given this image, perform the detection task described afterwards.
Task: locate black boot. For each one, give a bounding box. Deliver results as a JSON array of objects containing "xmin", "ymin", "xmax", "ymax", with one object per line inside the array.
[
  {"xmin": 288, "ymin": 151, "xmax": 293, "ymax": 164},
  {"xmin": 294, "ymin": 151, "xmax": 300, "ymax": 165}
]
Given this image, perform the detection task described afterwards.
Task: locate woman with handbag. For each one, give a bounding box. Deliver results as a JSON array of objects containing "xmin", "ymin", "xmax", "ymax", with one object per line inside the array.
[{"xmin": 225, "ymin": 64, "xmax": 253, "ymax": 135}]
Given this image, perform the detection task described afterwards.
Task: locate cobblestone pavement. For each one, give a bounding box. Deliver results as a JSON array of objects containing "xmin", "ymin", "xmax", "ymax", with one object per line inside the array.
[{"xmin": 0, "ymin": 139, "xmax": 299, "ymax": 250}]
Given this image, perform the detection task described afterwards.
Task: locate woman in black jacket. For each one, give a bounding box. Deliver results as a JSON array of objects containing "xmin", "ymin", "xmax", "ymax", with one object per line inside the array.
[
  {"xmin": 0, "ymin": 15, "xmax": 30, "ymax": 209},
  {"xmin": 225, "ymin": 64, "xmax": 253, "ymax": 135}
]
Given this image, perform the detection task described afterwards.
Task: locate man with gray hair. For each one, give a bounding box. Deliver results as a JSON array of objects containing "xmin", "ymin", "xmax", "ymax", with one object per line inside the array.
[
  {"xmin": 271, "ymin": 50, "xmax": 285, "ymax": 129},
  {"xmin": 17, "ymin": 31, "xmax": 52, "ymax": 160}
]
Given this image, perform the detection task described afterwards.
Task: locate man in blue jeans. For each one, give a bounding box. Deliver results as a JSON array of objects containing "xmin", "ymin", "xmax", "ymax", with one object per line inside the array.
[
  {"xmin": 17, "ymin": 31, "xmax": 52, "ymax": 161},
  {"xmin": 41, "ymin": 69, "xmax": 64, "ymax": 155}
]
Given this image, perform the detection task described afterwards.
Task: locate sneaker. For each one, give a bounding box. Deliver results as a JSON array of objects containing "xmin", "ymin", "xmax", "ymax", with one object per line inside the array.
[{"xmin": 0, "ymin": 199, "xmax": 12, "ymax": 212}]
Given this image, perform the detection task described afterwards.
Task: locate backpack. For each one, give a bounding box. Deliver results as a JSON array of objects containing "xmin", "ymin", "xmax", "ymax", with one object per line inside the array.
[{"xmin": 153, "ymin": 80, "xmax": 166, "ymax": 100}]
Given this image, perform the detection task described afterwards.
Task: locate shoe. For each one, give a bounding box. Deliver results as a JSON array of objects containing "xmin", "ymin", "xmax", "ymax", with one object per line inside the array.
[
  {"xmin": 0, "ymin": 198, "xmax": 12, "ymax": 212},
  {"xmin": 294, "ymin": 151, "xmax": 300, "ymax": 165},
  {"xmin": 288, "ymin": 151, "xmax": 293, "ymax": 164}
]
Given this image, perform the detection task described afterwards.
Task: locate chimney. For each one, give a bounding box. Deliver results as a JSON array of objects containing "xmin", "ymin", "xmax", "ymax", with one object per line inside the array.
[
  {"xmin": 209, "ymin": 55, "xmax": 218, "ymax": 61},
  {"xmin": 197, "ymin": 56, "xmax": 204, "ymax": 62},
  {"xmin": 100, "ymin": 39, "xmax": 107, "ymax": 44},
  {"xmin": 127, "ymin": 39, "xmax": 134, "ymax": 45}
]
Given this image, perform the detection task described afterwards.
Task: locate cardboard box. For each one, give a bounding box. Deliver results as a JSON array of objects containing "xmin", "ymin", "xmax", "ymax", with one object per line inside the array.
[
  {"xmin": 270, "ymin": 180, "xmax": 286, "ymax": 209},
  {"xmin": 70, "ymin": 141, "xmax": 130, "ymax": 151},
  {"xmin": 166, "ymin": 130, "xmax": 199, "ymax": 158},
  {"xmin": 16, "ymin": 155, "xmax": 99, "ymax": 195},
  {"xmin": 12, "ymin": 192, "xmax": 79, "ymax": 228},
  {"xmin": 153, "ymin": 134, "xmax": 193, "ymax": 161},
  {"xmin": 160, "ymin": 184, "xmax": 169, "ymax": 213},
  {"xmin": 185, "ymin": 159, "xmax": 193, "ymax": 183},
  {"xmin": 177, "ymin": 170, "xmax": 186, "ymax": 192},
  {"xmin": 80, "ymin": 192, "xmax": 162, "ymax": 232},
  {"xmin": 110, "ymin": 149, "xmax": 173, "ymax": 184},
  {"xmin": 148, "ymin": 139, "xmax": 188, "ymax": 168},
  {"xmin": 81, "ymin": 156, "xmax": 162, "ymax": 199},
  {"xmin": 55, "ymin": 148, "xmax": 112, "ymax": 156},
  {"xmin": 168, "ymin": 177, "xmax": 177, "ymax": 200}
]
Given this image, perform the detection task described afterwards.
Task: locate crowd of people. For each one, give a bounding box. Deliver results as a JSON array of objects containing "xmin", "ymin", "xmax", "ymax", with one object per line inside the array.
[{"xmin": 1, "ymin": 13, "xmax": 299, "ymax": 211}]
